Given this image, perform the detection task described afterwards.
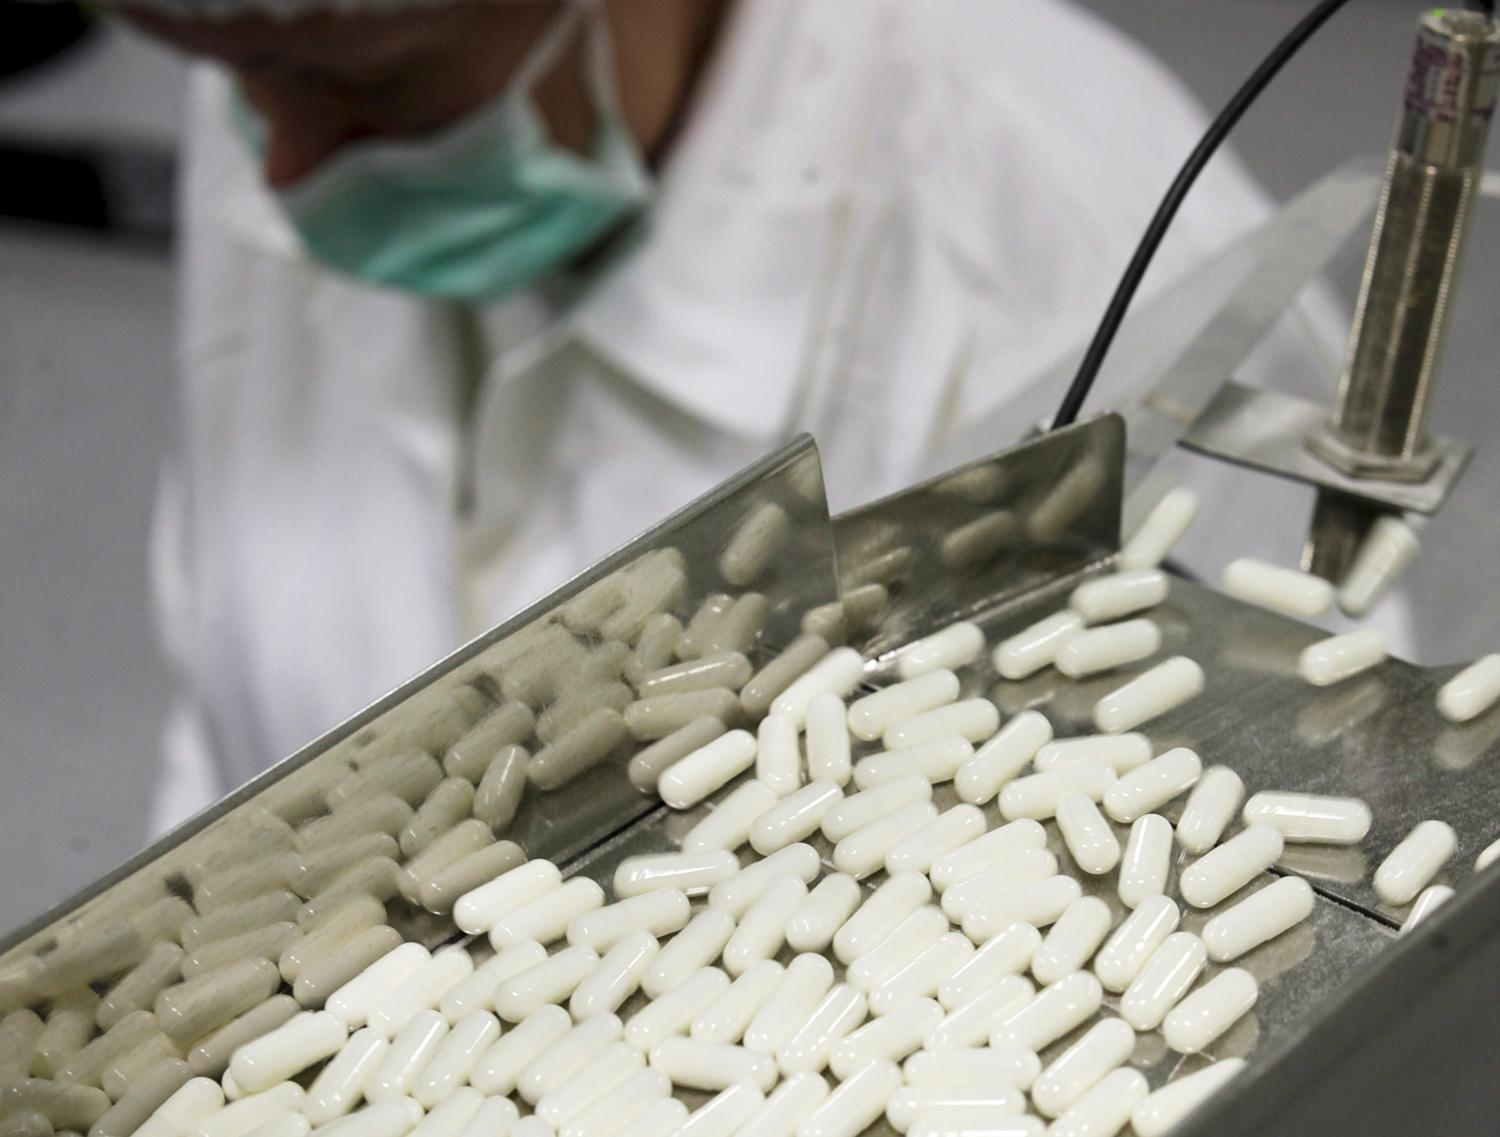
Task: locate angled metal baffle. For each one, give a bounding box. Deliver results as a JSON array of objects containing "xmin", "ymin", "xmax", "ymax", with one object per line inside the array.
[{"xmin": 2, "ymin": 417, "xmax": 1497, "ymax": 1136}]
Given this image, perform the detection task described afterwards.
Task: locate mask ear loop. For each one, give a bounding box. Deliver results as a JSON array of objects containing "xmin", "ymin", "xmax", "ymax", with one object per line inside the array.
[{"xmin": 508, "ymin": 0, "xmax": 593, "ymax": 100}]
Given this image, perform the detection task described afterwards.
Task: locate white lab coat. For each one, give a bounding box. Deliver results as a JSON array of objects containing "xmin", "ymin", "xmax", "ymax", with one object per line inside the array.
[{"xmin": 150, "ymin": 0, "xmax": 1331, "ymax": 832}]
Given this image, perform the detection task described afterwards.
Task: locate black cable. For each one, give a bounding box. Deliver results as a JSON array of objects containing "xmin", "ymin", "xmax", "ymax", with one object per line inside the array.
[{"xmin": 1050, "ymin": 0, "xmax": 1355, "ymax": 430}]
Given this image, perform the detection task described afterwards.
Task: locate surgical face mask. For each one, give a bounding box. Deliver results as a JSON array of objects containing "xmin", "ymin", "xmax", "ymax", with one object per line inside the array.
[{"xmin": 247, "ymin": 3, "xmax": 652, "ymax": 302}]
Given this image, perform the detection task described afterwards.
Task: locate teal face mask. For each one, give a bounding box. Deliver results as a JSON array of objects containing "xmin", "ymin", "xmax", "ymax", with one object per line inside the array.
[{"xmin": 254, "ymin": 3, "xmax": 652, "ymax": 302}]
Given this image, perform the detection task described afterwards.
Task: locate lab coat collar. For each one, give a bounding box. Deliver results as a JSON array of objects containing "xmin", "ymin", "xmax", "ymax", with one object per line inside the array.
[{"xmin": 561, "ymin": 0, "xmax": 859, "ymax": 441}]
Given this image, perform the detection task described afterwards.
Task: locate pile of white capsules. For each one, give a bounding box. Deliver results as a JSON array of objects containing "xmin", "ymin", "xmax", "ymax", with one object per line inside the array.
[{"xmin": 10, "ymin": 489, "xmax": 1500, "ymax": 1137}]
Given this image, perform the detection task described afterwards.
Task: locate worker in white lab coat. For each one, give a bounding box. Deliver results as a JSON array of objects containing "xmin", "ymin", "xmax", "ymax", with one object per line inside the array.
[{"xmin": 125, "ymin": 0, "xmax": 1334, "ymax": 831}]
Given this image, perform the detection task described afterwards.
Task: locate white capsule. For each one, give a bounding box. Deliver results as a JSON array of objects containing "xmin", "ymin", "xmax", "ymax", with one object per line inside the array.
[
  {"xmin": 327, "ymin": 944, "xmax": 432, "ymax": 1030},
  {"xmin": 999, "ymin": 763, "xmax": 1114, "ymax": 822},
  {"xmin": 1056, "ymin": 795, "xmax": 1121, "ymax": 876},
  {"xmin": 569, "ymin": 932, "xmax": 658, "ymax": 1020},
  {"xmin": 1478, "ymin": 837, "xmax": 1500, "ymax": 871},
  {"xmin": 1180, "ymin": 825, "xmax": 1283, "ymax": 908},
  {"xmin": 408, "ymin": 1088, "xmax": 483, "ymax": 1137},
  {"xmin": 903, "ymin": 1045, "xmax": 1039, "ymax": 1091},
  {"xmin": 1030, "ymin": 897, "xmax": 1112, "ymax": 986},
  {"xmin": 493, "ymin": 947, "xmax": 600, "ymax": 1023},
  {"xmin": 832, "ymin": 873, "xmax": 931, "ymax": 965},
  {"xmin": 1175, "ymin": 767, "xmax": 1244, "ymax": 854},
  {"xmin": 517, "ymin": 1014, "xmax": 623, "ymax": 1104},
  {"xmin": 1103, "ymin": 747, "xmax": 1201, "ymax": 823},
  {"xmin": 799, "ymin": 1060, "xmax": 901, "ymax": 1137},
  {"xmin": 895, "ymin": 622, "xmax": 985, "ymax": 679},
  {"xmin": 1221, "ymin": 558, "xmax": 1334, "ymax": 618},
  {"xmin": 1113, "ymin": 816, "xmax": 1170, "ymax": 911},
  {"xmin": 441, "ymin": 942, "xmax": 549, "ymax": 1021},
  {"xmin": 681, "ymin": 781, "xmax": 780, "ymax": 854},
  {"xmin": 677, "ymin": 1083, "xmax": 765, "ymax": 1137},
  {"xmin": 1034, "ymin": 733, "xmax": 1151, "ymax": 775},
  {"xmin": 772, "ymin": 647, "xmax": 866, "ymax": 728},
  {"xmin": 776, "ymin": 984, "xmax": 867, "ymax": 1075},
  {"xmin": 751, "ymin": 781, "xmax": 844, "ymax": 855},
  {"xmin": 560, "ymin": 1067, "xmax": 670, "ymax": 1137},
  {"xmin": 906, "ymin": 1117, "xmax": 1044, "ymax": 1137},
  {"xmin": 708, "ymin": 843, "xmax": 820, "ymax": 916},
  {"xmin": 1120, "ymin": 932, "xmax": 1206, "ymax": 1030},
  {"xmin": 1242, "ymin": 791, "xmax": 1371, "ymax": 845},
  {"xmin": 805, "ymin": 693, "xmax": 853, "ymax": 786},
  {"xmin": 368, "ymin": 1010, "xmax": 448, "ymax": 1101},
  {"xmin": 886, "ymin": 1085, "xmax": 1028, "ymax": 1133},
  {"xmin": 1094, "ymin": 657, "xmax": 1204, "ymax": 734},
  {"xmin": 847, "ymin": 906, "xmax": 949, "ymax": 993},
  {"xmin": 849, "ymin": 671, "xmax": 960, "ymax": 741},
  {"xmin": 1056, "ymin": 619, "xmax": 1162, "ymax": 679},
  {"xmin": 1094, "ymin": 894, "xmax": 1180, "ymax": 992},
  {"xmin": 1438, "ymin": 654, "xmax": 1500, "ymax": 723},
  {"xmin": 454, "ymin": 860, "xmax": 562, "ymax": 936},
  {"xmin": 990, "ymin": 971, "xmax": 1102, "ymax": 1051},
  {"xmin": 625, "ymin": 967, "xmax": 729, "ymax": 1051},
  {"xmin": 745, "ymin": 954, "xmax": 834, "ymax": 1053},
  {"xmin": 1299, "ymin": 628, "xmax": 1387, "ymax": 686},
  {"xmin": 940, "ymin": 849, "xmax": 1060, "ymax": 922},
  {"xmin": 491, "ymin": 878, "xmax": 605, "ymax": 949},
  {"xmin": 1120, "ymin": 488, "xmax": 1198, "ymax": 570},
  {"xmin": 883, "ymin": 701, "xmax": 1000, "ymax": 750},
  {"xmin": 535, "ymin": 1042, "xmax": 641, "ymax": 1128},
  {"xmin": 755, "ymin": 713, "xmax": 803, "ymax": 797},
  {"xmin": 786, "ymin": 874, "xmax": 863, "ymax": 954},
  {"xmin": 368, "ymin": 950, "xmax": 475, "ymax": 1038},
  {"xmin": 1374, "ymin": 819, "xmax": 1456, "ymax": 905},
  {"xmin": 199, "ymin": 1084, "xmax": 307, "ymax": 1137},
  {"xmin": 1339, "ymin": 515, "xmax": 1419, "ymax": 617},
  {"xmin": 1069, "ymin": 569, "xmax": 1168, "ymax": 623},
  {"xmin": 1131, "ymin": 1057, "xmax": 1246, "ymax": 1137},
  {"xmin": 992, "ymin": 610, "xmax": 1084, "ymax": 680},
  {"xmin": 854, "ymin": 737, "xmax": 975, "ymax": 790},
  {"xmin": 230, "ymin": 1010, "xmax": 346, "ymax": 1093},
  {"xmin": 930, "ymin": 819, "xmax": 1048, "ymax": 890},
  {"xmin": 1163, "ymin": 967, "xmax": 1257, "ymax": 1053},
  {"xmin": 724, "ymin": 876, "xmax": 806, "ymax": 975},
  {"xmin": 831, "ymin": 999, "xmax": 943, "ymax": 1080},
  {"xmin": 923, "ymin": 974, "xmax": 1034, "ymax": 1051},
  {"xmin": 1400, "ymin": 884, "xmax": 1455, "ymax": 935},
  {"xmin": 613, "ymin": 851, "xmax": 739, "ymax": 900},
  {"xmin": 1049, "ymin": 1067, "xmax": 1147, "ymax": 1137},
  {"xmin": 568, "ymin": 891, "xmax": 690, "ymax": 952},
  {"xmin": 1031, "ymin": 1017, "xmax": 1136, "ymax": 1118},
  {"xmin": 885, "ymin": 805, "xmax": 986, "ymax": 875},
  {"xmin": 954, "ymin": 711, "xmax": 1052, "ymax": 804},
  {"xmin": 305, "ymin": 1029, "xmax": 388, "ymax": 1124},
  {"xmin": 833, "ymin": 800, "xmax": 940, "ymax": 879},
  {"xmin": 1202, "ymin": 876, "xmax": 1314, "ymax": 962},
  {"xmin": 468, "ymin": 1005, "xmax": 570, "ymax": 1096},
  {"xmin": 821, "ymin": 774, "xmax": 933, "ymax": 841},
  {"xmin": 870, "ymin": 933, "xmax": 974, "ymax": 1015},
  {"xmin": 312, "ymin": 1099, "xmax": 424, "ymax": 1137},
  {"xmin": 648, "ymin": 1036, "xmax": 777, "ymax": 1092},
  {"xmin": 643, "ymin": 910, "xmax": 735, "ymax": 998},
  {"xmin": 613, "ymin": 1098, "xmax": 686, "ymax": 1137},
  {"xmin": 456, "ymin": 1098, "xmax": 518, "ymax": 1137},
  {"xmin": 735, "ymin": 1072, "xmax": 829, "ymax": 1137},
  {"xmin": 507, "ymin": 1120, "xmax": 549, "ymax": 1137},
  {"xmin": 153, "ymin": 1077, "xmax": 225, "ymax": 1134},
  {"xmin": 939, "ymin": 926, "xmax": 1041, "ymax": 1010},
  {"xmin": 691, "ymin": 960, "xmax": 784, "ymax": 1044},
  {"xmin": 657, "ymin": 730, "xmax": 758, "ymax": 809}
]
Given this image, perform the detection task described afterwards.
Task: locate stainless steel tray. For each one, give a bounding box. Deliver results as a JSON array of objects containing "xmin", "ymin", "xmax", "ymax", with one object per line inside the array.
[{"xmin": 3, "ymin": 415, "xmax": 1497, "ymax": 1135}]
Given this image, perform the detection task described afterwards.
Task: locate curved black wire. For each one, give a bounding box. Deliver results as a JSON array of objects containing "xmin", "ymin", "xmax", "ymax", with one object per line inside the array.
[{"xmin": 1050, "ymin": 0, "xmax": 1355, "ymax": 430}]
